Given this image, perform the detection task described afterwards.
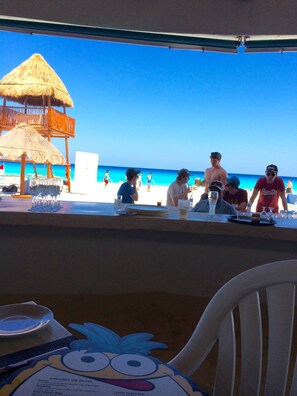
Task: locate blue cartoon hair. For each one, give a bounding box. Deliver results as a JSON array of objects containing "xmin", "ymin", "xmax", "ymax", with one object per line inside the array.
[{"xmin": 69, "ymin": 323, "xmax": 167, "ymax": 355}]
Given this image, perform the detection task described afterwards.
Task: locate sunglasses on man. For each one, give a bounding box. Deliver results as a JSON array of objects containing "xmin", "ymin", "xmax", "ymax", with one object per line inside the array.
[
  {"xmin": 266, "ymin": 172, "xmax": 276, "ymax": 177},
  {"xmin": 210, "ymin": 152, "xmax": 221, "ymax": 159}
]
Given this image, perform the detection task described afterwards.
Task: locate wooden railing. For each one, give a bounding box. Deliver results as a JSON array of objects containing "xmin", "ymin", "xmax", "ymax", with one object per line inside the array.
[
  {"xmin": 47, "ymin": 108, "xmax": 75, "ymax": 137},
  {"xmin": 0, "ymin": 106, "xmax": 75, "ymax": 137}
]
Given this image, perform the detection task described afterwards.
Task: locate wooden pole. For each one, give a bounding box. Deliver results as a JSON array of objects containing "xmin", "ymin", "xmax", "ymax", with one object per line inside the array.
[
  {"xmin": 0, "ymin": 98, "xmax": 7, "ymax": 136},
  {"xmin": 65, "ymin": 138, "xmax": 71, "ymax": 192},
  {"xmin": 46, "ymin": 132, "xmax": 52, "ymax": 178},
  {"xmin": 32, "ymin": 162, "xmax": 38, "ymax": 177},
  {"xmin": 47, "ymin": 96, "xmax": 52, "ymax": 178},
  {"xmin": 20, "ymin": 153, "xmax": 26, "ymax": 195},
  {"xmin": 42, "ymin": 96, "xmax": 46, "ymax": 124}
]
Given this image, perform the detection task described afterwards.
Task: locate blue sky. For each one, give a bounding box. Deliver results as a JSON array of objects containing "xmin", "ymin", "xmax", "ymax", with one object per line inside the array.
[{"xmin": 1, "ymin": 30, "xmax": 297, "ymax": 176}]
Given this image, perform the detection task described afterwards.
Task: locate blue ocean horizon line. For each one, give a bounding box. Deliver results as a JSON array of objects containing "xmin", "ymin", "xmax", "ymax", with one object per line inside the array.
[{"xmin": 0, "ymin": 160, "xmax": 294, "ymax": 191}]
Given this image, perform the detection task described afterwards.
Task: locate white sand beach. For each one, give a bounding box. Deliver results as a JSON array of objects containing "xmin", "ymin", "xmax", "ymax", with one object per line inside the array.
[
  {"xmin": 61, "ymin": 181, "xmax": 205, "ymax": 208},
  {"xmin": 0, "ymin": 176, "xmax": 289, "ymax": 212},
  {"xmin": 66, "ymin": 183, "xmax": 288, "ymax": 212}
]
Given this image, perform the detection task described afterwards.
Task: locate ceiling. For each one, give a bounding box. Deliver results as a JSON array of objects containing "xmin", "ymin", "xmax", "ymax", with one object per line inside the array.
[{"xmin": 0, "ymin": 0, "xmax": 297, "ymax": 53}]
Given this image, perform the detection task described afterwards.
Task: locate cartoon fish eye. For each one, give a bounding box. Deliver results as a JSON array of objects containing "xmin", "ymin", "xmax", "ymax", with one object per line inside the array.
[
  {"xmin": 111, "ymin": 354, "xmax": 157, "ymax": 376},
  {"xmin": 62, "ymin": 351, "xmax": 110, "ymax": 372}
]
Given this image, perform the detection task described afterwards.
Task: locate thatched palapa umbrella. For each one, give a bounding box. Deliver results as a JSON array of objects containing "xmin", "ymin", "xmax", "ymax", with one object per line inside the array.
[
  {"xmin": 0, "ymin": 123, "xmax": 66, "ymax": 195},
  {"xmin": 0, "ymin": 53, "xmax": 74, "ymax": 189},
  {"xmin": 0, "ymin": 53, "xmax": 74, "ymax": 108}
]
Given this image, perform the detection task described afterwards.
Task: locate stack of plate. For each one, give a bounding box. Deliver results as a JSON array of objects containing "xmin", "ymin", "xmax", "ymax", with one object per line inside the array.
[
  {"xmin": 0, "ymin": 304, "xmax": 53, "ymax": 337},
  {"xmin": 125, "ymin": 204, "xmax": 169, "ymax": 217}
]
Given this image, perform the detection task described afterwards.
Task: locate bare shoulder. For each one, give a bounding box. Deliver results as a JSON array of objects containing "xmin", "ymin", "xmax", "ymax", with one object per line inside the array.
[
  {"xmin": 220, "ymin": 167, "xmax": 228, "ymax": 177},
  {"xmin": 205, "ymin": 167, "xmax": 212, "ymax": 175}
]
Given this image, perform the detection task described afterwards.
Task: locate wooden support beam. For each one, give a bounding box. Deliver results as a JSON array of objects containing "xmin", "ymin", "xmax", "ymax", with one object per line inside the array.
[
  {"xmin": 65, "ymin": 137, "xmax": 71, "ymax": 192},
  {"xmin": 20, "ymin": 153, "xmax": 26, "ymax": 195}
]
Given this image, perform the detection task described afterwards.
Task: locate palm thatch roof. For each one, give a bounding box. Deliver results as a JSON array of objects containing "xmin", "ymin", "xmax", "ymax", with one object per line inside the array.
[
  {"xmin": 0, "ymin": 123, "xmax": 66, "ymax": 164},
  {"xmin": 0, "ymin": 53, "xmax": 74, "ymax": 107}
]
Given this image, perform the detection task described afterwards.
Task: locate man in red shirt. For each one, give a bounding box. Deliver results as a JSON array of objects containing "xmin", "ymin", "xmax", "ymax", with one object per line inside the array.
[
  {"xmin": 223, "ymin": 176, "xmax": 248, "ymax": 212},
  {"xmin": 247, "ymin": 164, "xmax": 288, "ymax": 214}
]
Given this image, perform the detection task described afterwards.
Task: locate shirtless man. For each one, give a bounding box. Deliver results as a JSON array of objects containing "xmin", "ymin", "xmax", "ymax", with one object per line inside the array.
[{"xmin": 199, "ymin": 152, "xmax": 228, "ymax": 197}]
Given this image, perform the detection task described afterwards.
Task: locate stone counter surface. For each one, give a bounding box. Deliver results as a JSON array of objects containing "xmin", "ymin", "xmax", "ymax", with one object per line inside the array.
[{"xmin": 0, "ymin": 196, "xmax": 296, "ymax": 242}]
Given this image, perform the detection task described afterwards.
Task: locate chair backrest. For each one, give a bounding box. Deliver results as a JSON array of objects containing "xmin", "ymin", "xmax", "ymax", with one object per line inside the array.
[{"xmin": 169, "ymin": 259, "xmax": 297, "ymax": 396}]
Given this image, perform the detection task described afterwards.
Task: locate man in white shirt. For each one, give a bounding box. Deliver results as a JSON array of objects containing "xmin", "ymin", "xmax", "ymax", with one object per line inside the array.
[{"xmin": 166, "ymin": 168, "xmax": 191, "ymax": 207}]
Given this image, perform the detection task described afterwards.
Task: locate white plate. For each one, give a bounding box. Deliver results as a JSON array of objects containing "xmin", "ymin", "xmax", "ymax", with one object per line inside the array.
[
  {"xmin": 125, "ymin": 204, "xmax": 168, "ymax": 216},
  {"xmin": 0, "ymin": 304, "xmax": 53, "ymax": 337}
]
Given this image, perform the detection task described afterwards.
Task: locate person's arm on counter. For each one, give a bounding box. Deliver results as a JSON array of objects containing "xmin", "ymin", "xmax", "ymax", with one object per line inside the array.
[
  {"xmin": 246, "ymin": 188, "xmax": 259, "ymax": 212},
  {"xmin": 280, "ymin": 190, "xmax": 288, "ymax": 211}
]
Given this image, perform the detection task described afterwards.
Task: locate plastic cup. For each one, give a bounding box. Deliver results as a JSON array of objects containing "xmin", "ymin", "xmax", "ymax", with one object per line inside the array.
[
  {"xmin": 208, "ymin": 191, "xmax": 218, "ymax": 217},
  {"xmin": 178, "ymin": 199, "xmax": 190, "ymax": 220}
]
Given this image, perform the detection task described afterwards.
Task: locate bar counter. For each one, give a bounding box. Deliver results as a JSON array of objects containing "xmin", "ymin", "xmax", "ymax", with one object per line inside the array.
[
  {"xmin": 1, "ymin": 197, "xmax": 297, "ymax": 241},
  {"xmin": 1, "ymin": 196, "xmax": 297, "ymax": 297}
]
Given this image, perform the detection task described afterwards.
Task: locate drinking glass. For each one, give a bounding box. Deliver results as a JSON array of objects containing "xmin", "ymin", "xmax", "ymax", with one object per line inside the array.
[
  {"xmin": 47, "ymin": 178, "xmax": 55, "ymax": 212},
  {"xmin": 55, "ymin": 178, "xmax": 64, "ymax": 210},
  {"xmin": 287, "ymin": 210, "xmax": 293, "ymax": 220},
  {"xmin": 35, "ymin": 178, "xmax": 45, "ymax": 211},
  {"xmin": 114, "ymin": 195, "xmax": 122, "ymax": 214},
  {"xmin": 280, "ymin": 210, "xmax": 287, "ymax": 219},
  {"xmin": 267, "ymin": 207, "xmax": 274, "ymax": 221},
  {"xmin": 29, "ymin": 178, "xmax": 37, "ymax": 211},
  {"xmin": 260, "ymin": 206, "xmax": 267, "ymax": 220},
  {"xmin": 208, "ymin": 191, "xmax": 218, "ymax": 216}
]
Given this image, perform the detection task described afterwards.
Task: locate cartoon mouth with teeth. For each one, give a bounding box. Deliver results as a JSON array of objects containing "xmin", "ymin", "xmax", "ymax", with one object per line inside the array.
[{"xmin": 1, "ymin": 323, "xmax": 206, "ymax": 395}]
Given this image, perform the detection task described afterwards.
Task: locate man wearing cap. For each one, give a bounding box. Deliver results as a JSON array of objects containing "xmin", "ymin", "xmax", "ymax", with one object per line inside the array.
[
  {"xmin": 166, "ymin": 168, "xmax": 192, "ymax": 207},
  {"xmin": 223, "ymin": 176, "xmax": 248, "ymax": 212},
  {"xmin": 247, "ymin": 164, "xmax": 288, "ymax": 214},
  {"xmin": 198, "ymin": 152, "xmax": 228, "ymax": 196},
  {"xmin": 117, "ymin": 168, "xmax": 140, "ymax": 204},
  {"xmin": 192, "ymin": 180, "xmax": 236, "ymax": 215}
]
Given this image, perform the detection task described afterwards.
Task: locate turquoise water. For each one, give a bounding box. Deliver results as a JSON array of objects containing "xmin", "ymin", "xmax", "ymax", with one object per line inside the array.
[{"xmin": 0, "ymin": 161, "xmax": 295, "ymax": 191}]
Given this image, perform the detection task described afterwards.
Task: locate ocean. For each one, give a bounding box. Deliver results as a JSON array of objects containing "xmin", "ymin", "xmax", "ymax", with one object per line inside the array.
[{"xmin": 0, "ymin": 161, "xmax": 295, "ymax": 191}]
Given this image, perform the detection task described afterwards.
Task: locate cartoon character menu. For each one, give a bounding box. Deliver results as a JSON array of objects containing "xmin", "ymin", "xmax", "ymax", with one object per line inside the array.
[{"xmin": 0, "ymin": 323, "xmax": 207, "ymax": 395}]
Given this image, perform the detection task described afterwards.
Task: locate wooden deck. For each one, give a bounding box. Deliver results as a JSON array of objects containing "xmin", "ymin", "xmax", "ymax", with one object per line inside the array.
[{"xmin": 0, "ymin": 106, "xmax": 75, "ymax": 138}]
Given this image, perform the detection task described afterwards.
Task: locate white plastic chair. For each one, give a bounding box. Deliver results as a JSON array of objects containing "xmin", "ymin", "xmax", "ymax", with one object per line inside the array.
[{"xmin": 169, "ymin": 259, "xmax": 297, "ymax": 396}]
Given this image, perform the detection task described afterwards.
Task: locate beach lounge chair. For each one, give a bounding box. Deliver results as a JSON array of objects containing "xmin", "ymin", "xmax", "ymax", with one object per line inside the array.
[
  {"xmin": 169, "ymin": 259, "xmax": 297, "ymax": 396},
  {"xmin": 2, "ymin": 184, "xmax": 18, "ymax": 193}
]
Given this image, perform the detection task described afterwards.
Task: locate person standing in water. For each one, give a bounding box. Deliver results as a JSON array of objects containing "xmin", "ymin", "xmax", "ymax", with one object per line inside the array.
[
  {"xmin": 286, "ymin": 179, "xmax": 293, "ymax": 194},
  {"xmin": 146, "ymin": 172, "xmax": 155, "ymax": 192},
  {"xmin": 103, "ymin": 170, "xmax": 112, "ymax": 188}
]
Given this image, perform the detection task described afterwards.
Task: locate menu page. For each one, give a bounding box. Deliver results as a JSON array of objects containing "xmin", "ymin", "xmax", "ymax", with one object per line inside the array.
[{"xmin": 1, "ymin": 322, "xmax": 207, "ymax": 396}]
